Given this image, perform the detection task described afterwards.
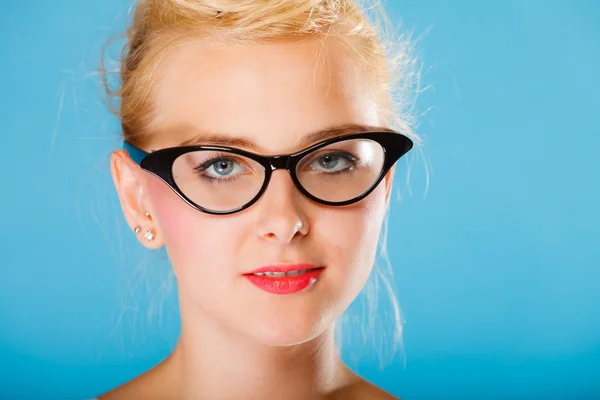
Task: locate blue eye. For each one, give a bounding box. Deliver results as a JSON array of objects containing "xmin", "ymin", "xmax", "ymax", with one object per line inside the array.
[
  {"xmin": 194, "ymin": 157, "xmax": 248, "ymax": 182},
  {"xmin": 309, "ymin": 152, "xmax": 356, "ymax": 173},
  {"xmin": 317, "ymin": 154, "xmax": 342, "ymax": 170},
  {"xmin": 211, "ymin": 160, "xmax": 237, "ymax": 176}
]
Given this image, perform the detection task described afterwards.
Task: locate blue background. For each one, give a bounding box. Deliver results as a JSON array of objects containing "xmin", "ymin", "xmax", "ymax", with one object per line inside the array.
[{"xmin": 1, "ymin": 1, "xmax": 599, "ymax": 398}]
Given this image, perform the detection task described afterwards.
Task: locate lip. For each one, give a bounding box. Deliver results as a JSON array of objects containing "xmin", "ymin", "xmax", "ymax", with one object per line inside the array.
[{"xmin": 244, "ymin": 264, "xmax": 324, "ymax": 295}]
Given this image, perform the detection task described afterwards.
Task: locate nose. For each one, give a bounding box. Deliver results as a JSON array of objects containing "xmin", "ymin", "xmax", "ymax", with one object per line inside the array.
[{"xmin": 255, "ymin": 170, "xmax": 309, "ymax": 244}]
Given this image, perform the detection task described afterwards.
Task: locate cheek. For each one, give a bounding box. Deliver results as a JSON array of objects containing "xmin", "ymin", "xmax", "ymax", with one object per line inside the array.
[
  {"xmin": 317, "ymin": 183, "xmax": 387, "ymax": 274},
  {"xmin": 145, "ymin": 176, "xmax": 244, "ymax": 279},
  {"xmin": 146, "ymin": 177, "xmax": 198, "ymax": 252},
  {"xmin": 330, "ymin": 184, "xmax": 385, "ymax": 243}
]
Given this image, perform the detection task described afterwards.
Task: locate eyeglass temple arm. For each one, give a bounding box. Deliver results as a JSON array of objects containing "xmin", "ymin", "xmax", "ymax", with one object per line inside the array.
[{"xmin": 123, "ymin": 141, "xmax": 149, "ymax": 165}]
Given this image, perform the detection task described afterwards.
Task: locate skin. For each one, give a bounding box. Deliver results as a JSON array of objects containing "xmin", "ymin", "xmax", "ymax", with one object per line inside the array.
[{"xmin": 105, "ymin": 36, "xmax": 398, "ymax": 399}]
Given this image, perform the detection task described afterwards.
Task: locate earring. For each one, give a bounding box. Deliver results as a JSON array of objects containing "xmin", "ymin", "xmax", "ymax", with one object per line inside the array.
[
  {"xmin": 145, "ymin": 211, "xmax": 151, "ymax": 218},
  {"xmin": 134, "ymin": 226, "xmax": 141, "ymax": 234},
  {"xmin": 144, "ymin": 230, "xmax": 155, "ymax": 241}
]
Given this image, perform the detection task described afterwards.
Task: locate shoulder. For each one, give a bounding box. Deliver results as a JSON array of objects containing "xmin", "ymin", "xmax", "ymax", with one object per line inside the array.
[
  {"xmin": 94, "ymin": 380, "xmax": 155, "ymax": 400},
  {"xmin": 354, "ymin": 380, "xmax": 400, "ymax": 400},
  {"xmin": 332, "ymin": 377, "xmax": 400, "ymax": 400},
  {"xmin": 94, "ymin": 363, "xmax": 176, "ymax": 400}
]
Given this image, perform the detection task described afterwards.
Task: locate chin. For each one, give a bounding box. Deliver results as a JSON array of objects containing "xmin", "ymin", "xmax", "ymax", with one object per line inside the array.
[{"xmin": 248, "ymin": 309, "xmax": 333, "ymax": 347}]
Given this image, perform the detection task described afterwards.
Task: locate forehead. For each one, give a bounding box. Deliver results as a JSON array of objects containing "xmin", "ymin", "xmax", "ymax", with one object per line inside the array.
[{"xmin": 149, "ymin": 37, "xmax": 380, "ymax": 153}]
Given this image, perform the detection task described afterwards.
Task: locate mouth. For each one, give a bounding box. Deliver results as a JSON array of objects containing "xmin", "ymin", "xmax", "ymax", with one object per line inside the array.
[{"xmin": 243, "ymin": 265, "xmax": 325, "ymax": 295}]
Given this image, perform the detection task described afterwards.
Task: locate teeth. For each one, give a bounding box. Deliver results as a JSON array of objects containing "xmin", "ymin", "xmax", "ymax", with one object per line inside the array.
[
  {"xmin": 254, "ymin": 269, "xmax": 310, "ymax": 277},
  {"xmin": 287, "ymin": 269, "xmax": 308, "ymax": 276}
]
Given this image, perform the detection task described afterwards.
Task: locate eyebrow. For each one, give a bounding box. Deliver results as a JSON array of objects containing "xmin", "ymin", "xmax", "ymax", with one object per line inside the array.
[{"xmin": 178, "ymin": 123, "xmax": 392, "ymax": 151}]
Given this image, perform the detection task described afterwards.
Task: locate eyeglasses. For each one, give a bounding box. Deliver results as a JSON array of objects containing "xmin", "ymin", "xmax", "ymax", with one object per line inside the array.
[{"xmin": 124, "ymin": 131, "xmax": 413, "ymax": 215}]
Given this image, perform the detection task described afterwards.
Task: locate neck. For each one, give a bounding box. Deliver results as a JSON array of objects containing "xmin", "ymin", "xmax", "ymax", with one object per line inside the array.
[{"xmin": 164, "ymin": 292, "xmax": 356, "ymax": 399}]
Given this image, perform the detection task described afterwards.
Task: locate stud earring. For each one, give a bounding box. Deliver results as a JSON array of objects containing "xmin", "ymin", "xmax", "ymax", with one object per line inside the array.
[
  {"xmin": 145, "ymin": 211, "xmax": 151, "ymax": 218},
  {"xmin": 144, "ymin": 230, "xmax": 155, "ymax": 241},
  {"xmin": 134, "ymin": 226, "xmax": 141, "ymax": 234}
]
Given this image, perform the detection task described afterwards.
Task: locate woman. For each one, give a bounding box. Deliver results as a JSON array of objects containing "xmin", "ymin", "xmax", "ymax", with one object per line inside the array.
[{"xmin": 99, "ymin": 0, "xmax": 420, "ymax": 398}]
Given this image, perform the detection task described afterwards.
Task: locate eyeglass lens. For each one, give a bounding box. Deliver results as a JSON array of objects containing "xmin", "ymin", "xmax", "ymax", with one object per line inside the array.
[{"xmin": 171, "ymin": 138, "xmax": 385, "ymax": 212}]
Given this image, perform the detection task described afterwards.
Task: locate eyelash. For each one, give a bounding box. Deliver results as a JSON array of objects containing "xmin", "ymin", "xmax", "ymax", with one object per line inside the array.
[{"xmin": 201, "ymin": 174, "xmax": 240, "ymax": 184}]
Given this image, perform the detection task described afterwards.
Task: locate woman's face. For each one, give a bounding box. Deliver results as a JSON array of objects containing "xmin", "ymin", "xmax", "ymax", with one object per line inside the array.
[{"xmin": 134, "ymin": 37, "xmax": 392, "ymax": 346}]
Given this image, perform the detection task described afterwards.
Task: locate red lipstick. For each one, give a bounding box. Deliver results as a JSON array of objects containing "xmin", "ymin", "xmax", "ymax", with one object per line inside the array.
[{"xmin": 244, "ymin": 264, "xmax": 324, "ymax": 295}]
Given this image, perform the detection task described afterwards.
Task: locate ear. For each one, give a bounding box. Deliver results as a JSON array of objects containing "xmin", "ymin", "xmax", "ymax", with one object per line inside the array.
[{"xmin": 110, "ymin": 149, "xmax": 164, "ymax": 249}]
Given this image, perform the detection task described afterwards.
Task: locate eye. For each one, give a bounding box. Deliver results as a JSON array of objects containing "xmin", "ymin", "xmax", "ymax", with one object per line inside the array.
[
  {"xmin": 308, "ymin": 152, "xmax": 356, "ymax": 173},
  {"xmin": 196, "ymin": 157, "xmax": 248, "ymax": 179},
  {"xmin": 210, "ymin": 159, "xmax": 237, "ymax": 176}
]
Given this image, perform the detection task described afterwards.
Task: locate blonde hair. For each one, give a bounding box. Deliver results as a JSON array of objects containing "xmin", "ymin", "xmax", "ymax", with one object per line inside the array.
[{"xmin": 102, "ymin": 0, "xmax": 423, "ymax": 365}]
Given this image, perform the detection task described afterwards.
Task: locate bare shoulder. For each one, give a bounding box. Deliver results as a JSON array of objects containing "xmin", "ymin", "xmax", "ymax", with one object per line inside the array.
[
  {"xmin": 94, "ymin": 376, "xmax": 149, "ymax": 400},
  {"xmin": 353, "ymin": 379, "xmax": 400, "ymax": 400},
  {"xmin": 331, "ymin": 377, "xmax": 400, "ymax": 400},
  {"xmin": 95, "ymin": 363, "xmax": 176, "ymax": 400}
]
